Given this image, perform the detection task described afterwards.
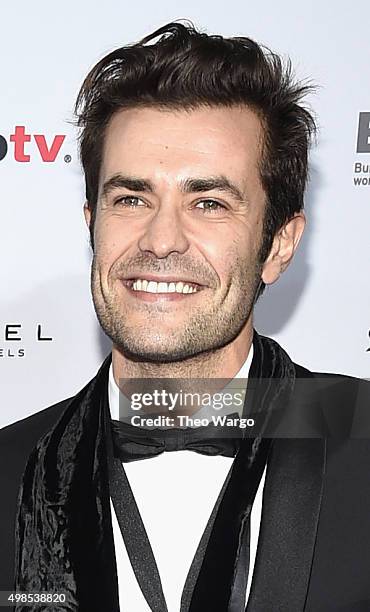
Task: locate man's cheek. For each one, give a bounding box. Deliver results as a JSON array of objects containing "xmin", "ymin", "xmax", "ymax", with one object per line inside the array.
[{"xmin": 94, "ymin": 233, "xmax": 121, "ymax": 264}]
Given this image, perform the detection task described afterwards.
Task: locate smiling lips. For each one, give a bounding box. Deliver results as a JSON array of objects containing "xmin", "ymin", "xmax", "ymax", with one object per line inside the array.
[{"xmin": 122, "ymin": 277, "xmax": 205, "ymax": 296}]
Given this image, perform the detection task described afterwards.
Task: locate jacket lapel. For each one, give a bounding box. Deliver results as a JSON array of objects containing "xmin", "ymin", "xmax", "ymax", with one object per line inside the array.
[
  {"xmin": 15, "ymin": 353, "xmax": 121, "ymax": 612},
  {"xmin": 185, "ymin": 438, "xmax": 272, "ymax": 612},
  {"xmin": 60, "ymin": 354, "xmax": 122, "ymax": 612},
  {"xmin": 246, "ymin": 437, "xmax": 326, "ymax": 611}
]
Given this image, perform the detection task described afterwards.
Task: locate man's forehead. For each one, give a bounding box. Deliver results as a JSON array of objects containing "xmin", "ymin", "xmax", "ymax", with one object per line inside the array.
[
  {"xmin": 103, "ymin": 104, "xmax": 264, "ymax": 152},
  {"xmin": 100, "ymin": 105, "xmax": 264, "ymax": 191}
]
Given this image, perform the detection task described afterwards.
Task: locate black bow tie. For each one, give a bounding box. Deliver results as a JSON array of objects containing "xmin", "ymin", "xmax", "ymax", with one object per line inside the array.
[{"xmin": 111, "ymin": 413, "xmax": 244, "ymax": 462}]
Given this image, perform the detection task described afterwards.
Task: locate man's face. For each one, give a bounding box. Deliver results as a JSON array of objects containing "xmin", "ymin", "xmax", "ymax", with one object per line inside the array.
[{"xmin": 86, "ymin": 105, "xmax": 267, "ymax": 362}]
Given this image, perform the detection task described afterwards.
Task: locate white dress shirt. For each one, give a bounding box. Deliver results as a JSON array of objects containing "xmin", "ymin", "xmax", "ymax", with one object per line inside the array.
[{"xmin": 108, "ymin": 344, "xmax": 267, "ymax": 611}]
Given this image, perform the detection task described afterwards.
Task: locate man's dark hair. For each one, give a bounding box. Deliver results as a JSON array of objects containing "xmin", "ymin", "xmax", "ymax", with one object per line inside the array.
[{"xmin": 75, "ymin": 21, "xmax": 316, "ymax": 298}]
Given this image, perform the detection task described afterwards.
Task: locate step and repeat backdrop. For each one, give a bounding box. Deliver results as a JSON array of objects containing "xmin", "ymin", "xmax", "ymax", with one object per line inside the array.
[{"xmin": 1, "ymin": 0, "xmax": 369, "ymax": 428}]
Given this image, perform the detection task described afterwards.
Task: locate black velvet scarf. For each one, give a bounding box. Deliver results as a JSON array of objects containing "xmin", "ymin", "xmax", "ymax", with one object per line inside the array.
[{"xmin": 14, "ymin": 329, "xmax": 297, "ymax": 612}]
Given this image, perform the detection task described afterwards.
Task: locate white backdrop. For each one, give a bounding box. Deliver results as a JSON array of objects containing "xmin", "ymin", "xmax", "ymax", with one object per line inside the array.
[{"xmin": 1, "ymin": 0, "xmax": 369, "ymax": 428}]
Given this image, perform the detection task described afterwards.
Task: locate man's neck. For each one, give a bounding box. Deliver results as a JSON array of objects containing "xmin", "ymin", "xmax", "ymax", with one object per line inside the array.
[{"xmin": 111, "ymin": 323, "xmax": 254, "ymax": 384}]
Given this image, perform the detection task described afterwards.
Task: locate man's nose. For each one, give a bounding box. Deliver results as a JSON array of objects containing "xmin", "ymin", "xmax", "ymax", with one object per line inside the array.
[{"xmin": 138, "ymin": 203, "xmax": 189, "ymax": 258}]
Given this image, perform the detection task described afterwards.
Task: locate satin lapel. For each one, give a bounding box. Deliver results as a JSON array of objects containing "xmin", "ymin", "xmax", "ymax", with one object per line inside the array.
[
  {"xmin": 90, "ymin": 358, "xmax": 121, "ymax": 612},
  {"xmin": 62, "ymin": 354, "xmax": 121, "ymax": 612},
  {"xmin": 14, "ymin": 353, "xmax": 121, "ymax": 612},
  {"xmin": 246, "ymin": 437, "xmax": 326, "ymax": 612},
  {"xmin": 185, "ymin": 438, "xmax": 272, "ymax": 612}
]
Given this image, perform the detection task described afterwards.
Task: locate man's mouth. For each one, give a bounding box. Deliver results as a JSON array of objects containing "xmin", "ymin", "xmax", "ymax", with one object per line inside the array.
[{"xmin": 122, "ymin": 278, "xmax": 205, "ymax": 295}]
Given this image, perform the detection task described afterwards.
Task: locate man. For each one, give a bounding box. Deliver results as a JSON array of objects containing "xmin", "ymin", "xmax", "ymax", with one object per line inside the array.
[{"xmin": 1, "ymin": 21, "xmax": 369, "ymax": 612}]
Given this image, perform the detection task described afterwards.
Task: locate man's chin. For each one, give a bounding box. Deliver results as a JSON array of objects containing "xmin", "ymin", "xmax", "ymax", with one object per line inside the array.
[
  {"xmin": 115, "ymin": 345, "xmax": 198, "ymax": 364},
  {"xmin": 112, "ymin": 340, "xmax": 206, "ymax": 364}
]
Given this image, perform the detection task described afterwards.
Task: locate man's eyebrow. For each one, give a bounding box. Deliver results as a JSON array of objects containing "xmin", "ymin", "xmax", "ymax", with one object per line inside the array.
[
  {"xmin": 180, "ymin": 176, "xmax": 246, "ymax": 203},
  {"xmin": 101, "ymin": 174, "xmax": 154, "ymax": 199},
  {"xmin": 101, "ymin": 173, "xmax": 246, "ymax": 203}
]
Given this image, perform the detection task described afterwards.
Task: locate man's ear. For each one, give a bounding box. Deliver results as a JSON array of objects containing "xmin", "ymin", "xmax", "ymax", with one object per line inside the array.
[
  {"xmin": 83, "ymin": 202, "xmax": 91, "ymax": 228},
  {"xmin": 261, "ymin": 212, "xmax": 306, "ymax": 285}
]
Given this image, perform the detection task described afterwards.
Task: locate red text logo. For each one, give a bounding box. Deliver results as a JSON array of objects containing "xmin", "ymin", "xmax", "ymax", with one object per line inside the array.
[{"xmin": 0, "ymin": 126, "xmax": 66, "ymax": 162}]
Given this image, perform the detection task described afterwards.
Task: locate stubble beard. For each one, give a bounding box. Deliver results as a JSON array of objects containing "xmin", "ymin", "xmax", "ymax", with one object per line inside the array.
[{"xmin": 91, "ymin": 254, "xmax": 263, "ymax": 365}]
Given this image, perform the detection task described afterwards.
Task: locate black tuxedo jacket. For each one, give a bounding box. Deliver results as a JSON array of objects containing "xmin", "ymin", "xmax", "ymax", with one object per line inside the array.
[{"xmin": 1, "ymin": 359, "xmax": 370, "ymax": 612}]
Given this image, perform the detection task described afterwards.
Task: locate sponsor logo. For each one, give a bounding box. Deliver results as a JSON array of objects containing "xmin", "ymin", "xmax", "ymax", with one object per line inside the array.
[
  {"xmin": 0, "ymin": 126, "xmax": 66, "ymax": 162},
  {"xmin": 357, "ymin": 112, "xmax": 370, "ymax": 153},
  {"xmin": 0, "ymin": 323, "xmax": 53, "ymax": 358},
  {"xmin": 353, "ymin": 113, "xmax": 370, "ymax": 186}
]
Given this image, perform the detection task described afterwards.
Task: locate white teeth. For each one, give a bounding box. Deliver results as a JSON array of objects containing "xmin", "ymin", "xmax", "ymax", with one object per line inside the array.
[
  {"xmin": 131, "ymin": 279, "xmax": 199, "ymax": 294},
  {"xmin": 147, "ymin": 281, "xmax": 157, "ymax": 293}
]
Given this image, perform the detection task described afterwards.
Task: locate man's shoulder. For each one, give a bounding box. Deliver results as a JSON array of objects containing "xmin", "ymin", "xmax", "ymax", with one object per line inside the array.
[
  {"xmin": 293, "ymin": 359, "xmax": 370, "ymax": 404},
  {"xmin": 292, "ymin": 360, "xmax": 370, "ymax": 437},
  {"xmin": 0, "ymin": 395, "xmax": 80, "ymax": 591},
  {"xmin": 0, "ymin": 355, "xmax": 110, "ymax": 462},
  {"xmin": 0, "ymin": 397, "xmax": 73, "ymax": 462},
  {"xmin": 294, "ymin": 359, "xmax": 368, "ymax": 385}
]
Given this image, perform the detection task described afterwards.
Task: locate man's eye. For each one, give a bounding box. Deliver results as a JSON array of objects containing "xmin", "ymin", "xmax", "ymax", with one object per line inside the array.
[
  {"xmin": 114, "ymin": 195, "xmax": 144, "ymax": 207},
  {"xmin": 195, "ymin": 199, "xmax": 226, "ymax": 213}
]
